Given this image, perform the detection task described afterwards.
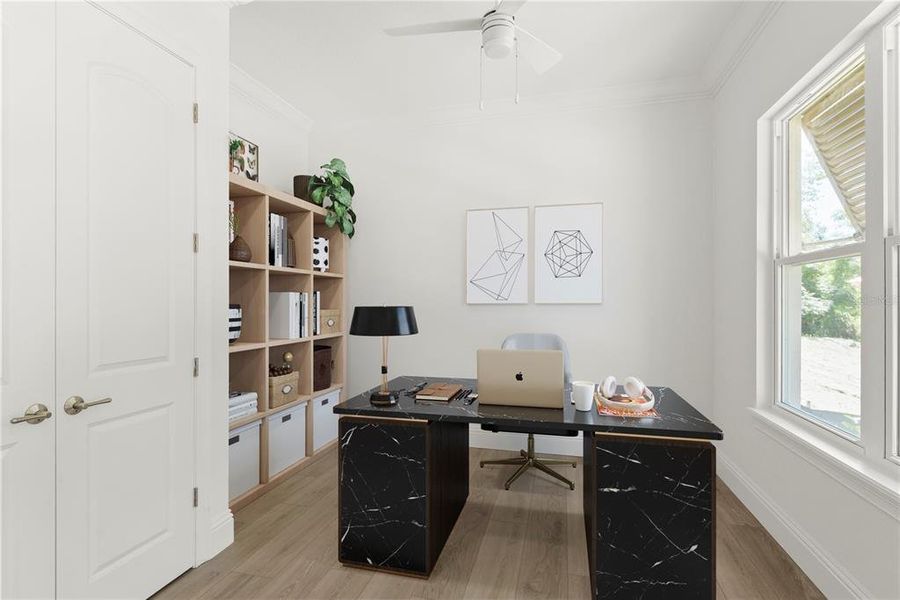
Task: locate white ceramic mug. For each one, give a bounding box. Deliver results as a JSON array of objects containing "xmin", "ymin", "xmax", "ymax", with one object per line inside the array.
[{"xmin": 571, "ymin": 381, "xmax": 595, "ymax": 412}]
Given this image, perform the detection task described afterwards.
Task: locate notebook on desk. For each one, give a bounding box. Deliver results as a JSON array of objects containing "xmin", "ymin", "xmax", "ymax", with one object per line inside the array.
[
  {"xmin": 415, "ymin": 383, "xmax": 463, "ymax": 402},
  {"xmin": 476, "ymin": 349, "xmax": 565, "ymax": 409}
]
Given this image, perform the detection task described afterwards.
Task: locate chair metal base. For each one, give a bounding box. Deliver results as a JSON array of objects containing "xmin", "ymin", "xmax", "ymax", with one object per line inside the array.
[{"xmin": 479, "ymin": 433, "xmax": 576, "ymax": 490}]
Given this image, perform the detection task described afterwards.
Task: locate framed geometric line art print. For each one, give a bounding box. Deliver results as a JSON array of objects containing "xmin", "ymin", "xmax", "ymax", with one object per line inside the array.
[
  {"xmin": 466, "ymin": 207, "xmax": 529, "ymax": 304},
  {"xmin": 534, "ymin": 203, "xmax": 602, "ymax": 304}
]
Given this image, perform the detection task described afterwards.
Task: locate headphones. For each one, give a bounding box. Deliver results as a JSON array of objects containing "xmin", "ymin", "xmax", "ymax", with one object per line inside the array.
[{"xmin": 599, "ymin": 375, "xmax": 655, "ymax": 402}]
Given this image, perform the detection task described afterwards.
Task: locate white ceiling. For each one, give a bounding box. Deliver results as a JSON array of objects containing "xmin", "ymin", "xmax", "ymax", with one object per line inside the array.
[{"xmin": 230, "ymin": 1, "xmax": 750, "ymax": 123}]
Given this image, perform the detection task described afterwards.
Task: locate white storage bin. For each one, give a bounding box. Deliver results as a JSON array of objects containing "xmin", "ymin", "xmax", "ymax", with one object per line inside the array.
[
  {"xmin": 268, "ymin": 402, "xmax": 307, "ymax": 477},
  {"xmin": 313, "ymin": 388, "xmax": 341, "ymax": 451},
  {"xmin": 228, "ymin": 420, "xmax": 260, "ymax": 500}
]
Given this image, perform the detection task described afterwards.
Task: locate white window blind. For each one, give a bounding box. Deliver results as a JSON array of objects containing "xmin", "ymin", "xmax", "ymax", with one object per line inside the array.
[{"xmin": 801, "ymin": 55, "xmax": 866, "ymax": 231}]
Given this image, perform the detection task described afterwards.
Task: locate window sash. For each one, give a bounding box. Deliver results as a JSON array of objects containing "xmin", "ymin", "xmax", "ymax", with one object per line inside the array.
[{"xmin": 776, "ymin": 254, "xmax": 864, "ymax": 443}]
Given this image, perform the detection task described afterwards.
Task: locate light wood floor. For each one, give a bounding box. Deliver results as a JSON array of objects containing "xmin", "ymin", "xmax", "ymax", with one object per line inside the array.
[{"xmin": 154, "ymin": 447, "xmax": 824, "ymax": 600}]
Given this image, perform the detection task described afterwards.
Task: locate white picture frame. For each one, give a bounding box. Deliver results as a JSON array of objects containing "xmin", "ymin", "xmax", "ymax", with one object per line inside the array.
[
  {"xmin": 534, "ymin": 203, "xmax": 603, "ymax": 304},
  {"xmin": 466, "ymin": 207, "xmax": 529, "ymax": 304}
]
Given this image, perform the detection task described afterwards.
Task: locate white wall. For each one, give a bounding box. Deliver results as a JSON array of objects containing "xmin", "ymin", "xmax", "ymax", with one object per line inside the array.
[
  {"xmin": 712, "ymin": 2, "xmax": 900, "ymax": 598},
  {"xmin": 312, "ymin": 98, "xmax": 715, "ymax": 453},
  {"xmin": 230, "ymin": 65, "xmax": 312, "ymax": 194}
]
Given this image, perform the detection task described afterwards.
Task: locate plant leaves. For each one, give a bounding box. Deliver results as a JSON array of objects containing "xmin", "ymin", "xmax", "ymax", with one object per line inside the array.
[
  {"xmin": 328, "ymin": 158, "xmax": 348, "ymax": 175},
  {"xmin": 347, "ymin": 208, "xmax": 357, "ymax": 223},
  {"xmin": 333, "ymin": 186, "xmax": 352, "ymax": 207},
  {"xmin": 327, "ymin": 173, "xmax": 343, "ymax": 188},
  {"xmin": 325, "ymin": 212, "xmax": 337, "ymax": 227},
  {"xmin": 310, "ymin": 185, "xmax": 326, "ymax": 206},
  {"xmin": 342, "ymin": 179, "xmax": 355, "ymax": 197}
]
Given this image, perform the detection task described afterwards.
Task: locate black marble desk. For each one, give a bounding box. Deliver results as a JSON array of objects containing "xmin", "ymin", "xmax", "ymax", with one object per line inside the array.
[{"xmin": 334, "ymin": 376, "xmax": 723, "ymax": 599}]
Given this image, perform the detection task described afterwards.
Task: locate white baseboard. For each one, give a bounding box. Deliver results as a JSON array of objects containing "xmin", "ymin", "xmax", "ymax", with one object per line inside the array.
[
  {"xmin": 469, "ymin": 425, "xmax": 581, "ymax": 457},
  {"xmin": 717, "ymin": 452, "xmax": 873, "ymax": 599},
  {"xmin": 198, "ymin": 509, "xmax": 234, "ymax": 566}
]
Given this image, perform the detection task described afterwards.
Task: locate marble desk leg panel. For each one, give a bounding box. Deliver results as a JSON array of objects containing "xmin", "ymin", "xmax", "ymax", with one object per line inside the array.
[
  {"xmin": 584, "ymin": 433, "xmax": 716, "ymax": 600},
  {"xmin": 338, "ymin": 416, "xmax": 469, "ymax": 577}
]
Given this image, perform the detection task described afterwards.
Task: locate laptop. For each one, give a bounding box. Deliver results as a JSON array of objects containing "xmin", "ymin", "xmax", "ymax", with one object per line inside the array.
[{"xmin": 476, "ymin": 349, "xmax": 565, "ymax": 409}]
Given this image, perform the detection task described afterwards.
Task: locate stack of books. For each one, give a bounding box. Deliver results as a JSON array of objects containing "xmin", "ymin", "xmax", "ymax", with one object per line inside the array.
[
  {"xmin": 270, "ymin": 292, "xmax": 309, "ymax": 339},
  {"xmin": 269, "ymin": 213, "xmax": 294, "ymax": 267},
  {"xmin": 229, "ymin": 391, "xmax": 258, "ymax": 422}
]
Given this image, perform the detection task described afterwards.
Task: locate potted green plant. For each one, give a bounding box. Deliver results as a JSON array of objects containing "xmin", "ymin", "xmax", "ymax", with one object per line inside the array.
[{"xmin": 307, "ymin": 158, "xmax": 357, "ymax": 238}]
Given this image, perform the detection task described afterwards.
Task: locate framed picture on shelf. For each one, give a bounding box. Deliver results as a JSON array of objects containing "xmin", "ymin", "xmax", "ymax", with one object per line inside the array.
[
  {"xmin": 466, "ymin": 207, "xmax": 528, "ymax": 304},
  {"xmin": 228, "ymin": 132, "xmax": 259, "ymax": 181},
  {"xmin": 534, "ymin": 203, "xmax": 603, "ymax": 304}
]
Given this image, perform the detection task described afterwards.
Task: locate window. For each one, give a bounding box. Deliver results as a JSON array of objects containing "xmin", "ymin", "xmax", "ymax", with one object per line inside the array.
[{"xmin": 777, "ymin": 51, "xmax": 866, "ymax": 439}]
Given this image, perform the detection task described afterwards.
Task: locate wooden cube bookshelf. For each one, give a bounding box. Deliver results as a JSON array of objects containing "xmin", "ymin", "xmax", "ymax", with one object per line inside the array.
[{"xmin": 227, "ymin": 173, "xmax": 348, "ymax": 511}]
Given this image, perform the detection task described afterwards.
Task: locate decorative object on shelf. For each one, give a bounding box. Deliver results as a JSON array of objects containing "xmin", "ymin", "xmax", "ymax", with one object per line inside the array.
[
  {"xmin": 228, "ymin": 132, "xmax": 258, "ymax": 181},
  {"xmin": 320, "ymin": 309, "xmax": 340, "ymax": 334},
  {"xmin": 268, "ymin": 370, "xmax": 299, "ymax": 409},
  {"xmin": 229, "ymin": 212, "xmax": 252, "ymax": 262},
  {"xmin": 349, "ymin": 306, "xmax": 418, "ymax": 406},
  {"xmin": 466, "ymin": 207, "xmax": 528, "ymax": 304},
  {"xmin": 228, "ymin": 304, "xmax": 242, "ymax": 344},
  {"xmin": 308, "ymin": 158, "xmax": 357, "ymax": 238},
  {"xmin": 313, "ymin": 345, "xmax": 333, "ymax": 392},
  {"xmin": 534, "ymin": 203, "xmax": 603, "ymax": 304},
  {"xmin": 313, "ymin": 236, "xmax": 329, "ymax": 271},
  {"xmin": 293, "ymin": 175, "xmax": 312, "ymax": 200}
]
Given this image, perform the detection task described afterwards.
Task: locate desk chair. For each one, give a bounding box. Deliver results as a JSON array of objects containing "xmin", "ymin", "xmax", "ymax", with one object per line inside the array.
[{"xmin": 479, "ymin": 333, "xmax": 577, "ymax": 490}]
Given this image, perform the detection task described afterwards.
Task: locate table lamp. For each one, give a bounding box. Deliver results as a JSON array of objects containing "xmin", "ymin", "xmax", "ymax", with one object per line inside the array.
[{"xmin": 349, "ymin": 306, "xmax": 418, "ymax": 406}]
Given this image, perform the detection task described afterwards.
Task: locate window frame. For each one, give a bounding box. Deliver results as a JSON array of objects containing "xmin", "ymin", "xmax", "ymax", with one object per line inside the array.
[
  {"xmin": 772, "ymin": 45, "xmax": 869, "ymax": 445},
  {"xmin": 885, "ymin": 16, "xmax": 900, "ymax": 466}
]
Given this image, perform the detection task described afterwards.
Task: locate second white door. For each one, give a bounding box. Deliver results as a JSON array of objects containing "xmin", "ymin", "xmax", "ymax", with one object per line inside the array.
[{"xmin": 55, "ymin": 3, "xmax": 197, "ymax": 598}]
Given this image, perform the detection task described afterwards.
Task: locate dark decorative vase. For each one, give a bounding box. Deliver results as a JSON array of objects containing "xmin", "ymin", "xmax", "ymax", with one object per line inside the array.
[
  {"xmin": 293, "ymin": 175, "xmax": 313, "ymax": 201},
  {"xmin": 229, "ymin": 235, "xmax": 252, "ymax": 262}
]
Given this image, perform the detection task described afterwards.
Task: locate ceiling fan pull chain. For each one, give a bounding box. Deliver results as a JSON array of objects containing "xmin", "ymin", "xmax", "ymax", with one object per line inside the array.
[
  {"xmin": 479, "ymin": 44, "xmax": 485, "ymax": 111},
  {"xmin": 514, "ymin": 35, "xmax": 520, "ymax": 104}
]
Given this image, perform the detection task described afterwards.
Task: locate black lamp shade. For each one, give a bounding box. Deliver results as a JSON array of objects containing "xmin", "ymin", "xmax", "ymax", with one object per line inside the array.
[{"xmin": 349, "ymin": 306, "xmax": 418, "ymax": 337}]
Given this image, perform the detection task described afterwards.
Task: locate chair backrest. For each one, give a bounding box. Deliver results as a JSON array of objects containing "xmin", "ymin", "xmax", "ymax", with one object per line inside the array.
[{"xmin": 501, "ymin": 333, "xmax": 572, "ymax": 390}]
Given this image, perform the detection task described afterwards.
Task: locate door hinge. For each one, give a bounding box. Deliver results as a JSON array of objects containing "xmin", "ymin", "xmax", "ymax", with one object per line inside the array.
[
  {"xmin": 193, "ymin": 102, "xmax": 199, "ymax": 124},
  {"xmin": 193, "ymin": 357, "xmax": 199, "ymax": 377},
  {"xmin": 193, "ymin": 487, "xmax": 199, "ymax": 507},
  {"xmin": 193, "ymin": 233, "xmax": 199, "ymax": 253}
]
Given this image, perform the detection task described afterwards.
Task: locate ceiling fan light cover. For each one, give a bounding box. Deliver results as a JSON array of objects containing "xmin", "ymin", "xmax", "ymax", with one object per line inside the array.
[{"xmin": 481, "ymin": 12, "xmax": 515, "ymax": 59}]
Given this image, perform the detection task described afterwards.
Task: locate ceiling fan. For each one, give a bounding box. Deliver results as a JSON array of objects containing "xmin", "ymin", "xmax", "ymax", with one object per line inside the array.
[{"xmin": 384, "ymin": 0, "xmax": 562, "ymax": 109}]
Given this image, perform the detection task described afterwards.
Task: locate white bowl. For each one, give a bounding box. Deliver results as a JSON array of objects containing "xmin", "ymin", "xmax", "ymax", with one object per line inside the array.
[{"xmin": 599, "ymin": 393, "xmax": 656, "ymax": 413}]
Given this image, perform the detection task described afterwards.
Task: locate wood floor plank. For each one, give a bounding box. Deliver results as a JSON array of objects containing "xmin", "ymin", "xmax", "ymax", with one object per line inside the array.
[{"xmin": 154, "ymin": 446, "xmax": 824, "ymax": 600}]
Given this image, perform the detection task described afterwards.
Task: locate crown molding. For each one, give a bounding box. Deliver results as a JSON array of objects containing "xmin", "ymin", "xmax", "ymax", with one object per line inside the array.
[
  {"xmin": 230, "ymin": 64, "xmax": 313, "ymax": 131},
  {"xmin": 701, "ymin": 1, "xmax": 784, "ymax": 97}
]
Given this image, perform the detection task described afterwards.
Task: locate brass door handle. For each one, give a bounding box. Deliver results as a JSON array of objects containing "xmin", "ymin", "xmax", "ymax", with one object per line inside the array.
[
  {"xmin": 10, "ymin": 403, "xmax": 52, "ymax": 424},
  {"xmin": 64, "ymin": 396, "xmax": 112, "ymax": 415}
]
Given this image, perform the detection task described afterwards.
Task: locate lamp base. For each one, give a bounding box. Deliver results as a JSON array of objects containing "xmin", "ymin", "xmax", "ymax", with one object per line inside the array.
[{"xmin": 369, "ymin": 390, "xmax": 399, "ymax": 407}]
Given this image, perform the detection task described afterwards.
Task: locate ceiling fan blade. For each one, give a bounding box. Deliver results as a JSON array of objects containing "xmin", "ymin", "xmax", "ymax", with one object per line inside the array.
[
  {"xmin": 515, "ymin": 25, "xmax": 562, "ymax": 75},
  {"xmin": 495, "ymin": 0, "xmax": 527, "ymax": 15},
  {"xmin": 384, "ymin": 19, "xmax": 482, "ymax": 37}
]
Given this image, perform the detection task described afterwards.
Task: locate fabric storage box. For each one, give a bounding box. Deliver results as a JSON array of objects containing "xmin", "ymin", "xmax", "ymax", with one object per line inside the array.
[
  {"xmin": 313, "ymin": 345, "xmax": 333, "ymax": 391},
  {"xmin": 228, "ymin": 420, "xmax": 260, "ymax": 500},
  {"xmin": 268, "ymin": 402, "xmax": 307, "ymax": 477},
  {"xmin": 268, "ymin": 370, "xmax": 299, "ymax": 409},
  {"xmin": 320, "ymin": 309, "xmax": 340, "ymax": 334},
  {"xmin": 313, "ymin": 388, "xmax": 341, "ymax": 451}
]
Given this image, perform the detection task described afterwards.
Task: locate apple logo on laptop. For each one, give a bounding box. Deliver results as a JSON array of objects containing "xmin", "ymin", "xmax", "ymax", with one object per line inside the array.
[{"xmin": 515, "ymin": 371, "xmax": 524, "ymax": 382}]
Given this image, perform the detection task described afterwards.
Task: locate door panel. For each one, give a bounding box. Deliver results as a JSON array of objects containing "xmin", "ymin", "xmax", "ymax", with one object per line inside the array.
[
  {"xmin": 0, "ymin": 3, "xmax": 57, "ymax": 598},
  {"xmin": 55, "ymin": 3, "xmax": 196, "ymax": 598}
]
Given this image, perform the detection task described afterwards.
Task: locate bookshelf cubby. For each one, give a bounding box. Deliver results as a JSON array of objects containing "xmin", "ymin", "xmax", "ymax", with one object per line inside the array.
[{"xmin": 228, "ymin": 174, "xmax": 348, "ymax": 511}]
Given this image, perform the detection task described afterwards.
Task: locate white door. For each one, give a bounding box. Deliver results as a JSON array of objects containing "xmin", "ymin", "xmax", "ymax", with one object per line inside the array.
[
  {"xmin": 55, "ymin": 3, "xmax": 197, "ymax": 598},
  {"xmin": 1, "ymin": 3, "xmax": 57, "ymax": 598}
]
